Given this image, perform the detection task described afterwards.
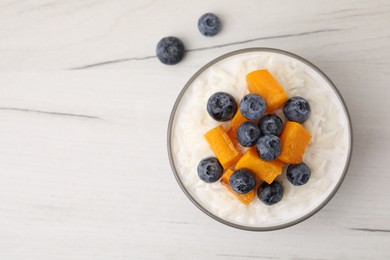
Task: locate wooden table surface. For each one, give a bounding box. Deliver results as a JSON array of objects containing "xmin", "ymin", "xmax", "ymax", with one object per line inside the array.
[{"xmin": 0, "ymin": 0, "xmax": 389, "ymax": 259}]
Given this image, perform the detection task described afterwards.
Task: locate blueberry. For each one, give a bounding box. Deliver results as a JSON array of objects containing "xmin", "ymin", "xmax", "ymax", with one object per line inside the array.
[
  {"xmin": 283, "ymin": 96, "xmax": 311, "ymax": 123},
  {"xmin": 197, "ymin": 157, "xmax": 223, "ymax": 183},
  {"xmin": 258, "ymin": 181, "xmax": 284, "ymax": 205},
  {"xmin": 286, "ymin": 163, "xmax": 311, "ymax": 186},
  {"xmin": 258, "ymin": 114, "xmax": 283, "ymax": 136},
  {"xmin": 198, "ymin": 13, "xmax": 221, "ymax": 36},
  {"xmin": 240, "ymin": 94, "xmax": 266, "ymax": 120},
  {"xmin": 229, "ymin": 169, "xmax": 256, "ymax": 194},
  {"xmin": 207, "ymin": 92, "xmax": 237, "ymax": 122},
  {"xmin": 256, "ymin": 134, "xmax": 281, "ymax": 161},
  {"xmin": 237, "ymin": 122, "xmax": 261, "ymax": 147},
  {"xmin": 156, "ymin": 37, "xmax": 185, "ymax": 65}
]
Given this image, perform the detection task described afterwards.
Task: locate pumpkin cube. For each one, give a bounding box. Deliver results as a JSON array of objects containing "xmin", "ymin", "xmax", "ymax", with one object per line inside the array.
[
  {"xmin": 278, "ymin": 122, "xmax": 312, "ymax": 164},
  {"xmin": 204, "ymin": 125, "xmax": 241, "ymax": 169},
  {"xmin": 235, "ymin": 147, "xmax": 284, "ymax": 184},
  {"xmin": 220, "ymin": 169, "xmax": 256, "ymax": 206},
  {"xmin": 246, "ymin": 70, "xmax": 287, "ymax": 112}
]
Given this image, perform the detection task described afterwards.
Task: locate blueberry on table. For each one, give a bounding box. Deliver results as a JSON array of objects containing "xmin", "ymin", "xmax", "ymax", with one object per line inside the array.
[
  {"xmin": 229, "ymin": 169, "xmax": 256, "ymax": 194},
  {"xmin": 207, "ymin": 92, "xmax": 237, "ymax": 122},
  {"xmin": 237, "ymin": 122, "xmax": 261, "ymax": 147},
  {"xmin": 283, "ymin": 96, "xmax": 311, "ymax": 123},
  {"xmin": 156, "ymin": 37, "xmax": 185, "ymax": 65},
  {"xmin": 198, "ymin": 13, "xmax": 221, "ymax": 36},
  {"xmin": 258, "ymin": 181, "xmax": 284, "ymax": 205},
  {"xmin": 240, "ymin": 94, "xmax": 266, "ymax": 120},
  {"xmin": 259, "ymin": 114, "xmax": 283, "ymax": 136},
  {"xmin": 286, "ymin": 163, "xmax": 311, "ymax": 186},
  {"xmin": 256, "ymin": 134, "xmax": 281, "ymax": 161},
  {"xmin": 197, "ymin": 157, "xmax": 223, "ymax": 183}
]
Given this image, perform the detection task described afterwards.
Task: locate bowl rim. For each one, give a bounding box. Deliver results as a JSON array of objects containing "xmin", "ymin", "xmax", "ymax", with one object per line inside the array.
[{"xmin": 167, "ymin": 47, "xmax": 353, "ymax": 231}]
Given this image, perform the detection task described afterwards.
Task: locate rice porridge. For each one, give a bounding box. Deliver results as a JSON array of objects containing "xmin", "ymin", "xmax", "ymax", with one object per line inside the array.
[{"xmin": 170, "ymin": 50, "xmax": 350, "ymax": 228}]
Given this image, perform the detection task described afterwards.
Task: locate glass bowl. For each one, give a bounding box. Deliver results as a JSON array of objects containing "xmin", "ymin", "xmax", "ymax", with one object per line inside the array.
[{"xmin": 167, "ymin": 48, "xmax": 352, "ymax": 231}]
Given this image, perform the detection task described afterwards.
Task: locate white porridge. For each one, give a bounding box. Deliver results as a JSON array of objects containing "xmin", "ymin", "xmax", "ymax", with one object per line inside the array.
[{"xmin": 170, "ymin": 51, "xmax": 350, "ymax": 228}]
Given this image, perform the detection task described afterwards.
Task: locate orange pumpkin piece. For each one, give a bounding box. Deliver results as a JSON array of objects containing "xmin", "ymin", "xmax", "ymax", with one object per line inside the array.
[
  {"xmin": 220, "ymin": 169, "xmax": 256, "ymax": 206},
  {"xmin": 204, "ymin": 125, "xmax": 241, "ymax": 169},
  {"xmin": 278, "ymin": 121, "xmax": 312, "ymax": 164},
  {"xmin": 235, "ymin": 147, "xmax": 284, "ymax": 184},
  {"xmin": 246, "ymin": 70, "xmax": 287, "ymax": 112},
  {"xmin": 226, "ymin": 110, "xmax": 251, "ymax": 143}
]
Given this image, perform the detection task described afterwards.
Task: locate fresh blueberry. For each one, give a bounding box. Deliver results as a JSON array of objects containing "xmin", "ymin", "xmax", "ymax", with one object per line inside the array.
[
  {"xmin": 258, "ymin": 181, "xmax": 284, "ymax": 205},
  {"xmin": 198, "ymin": 13, "xmax": 221, "ymax": 36},
  {"xmin": 256, "ymin": 134, "xmax": 281, "ymax": 161},
  {"xmin": 156, "ymin": 37, "xmax": 185, "ymax": 65},
  {"xmin": 286, "ymin": 163, "xmax": 311, "ymax": 186},
  {"xmin": 258, "ymin": 114, "xmax": 283, "ymax": 136},
  {"xmin": 240, "ymin": 94, "xmax": 266, "ymax": 120},
  {"xmin": 237, "ymin": 122, "xmax": 261, "ymax": 147},
  {"xmin": 197, "ymin": 157, "xmax": 223, "ymax": 183},
  {"xmin": 283, "ymin": 96, "xmax": 311, "ymax": 123},
  {"xmin": 207, "ymin": 92, "xmax": 237, "ymax": 122},
  {"xmin": 229, "ymin": 169, "xmax": 256, "ymax": 194}
]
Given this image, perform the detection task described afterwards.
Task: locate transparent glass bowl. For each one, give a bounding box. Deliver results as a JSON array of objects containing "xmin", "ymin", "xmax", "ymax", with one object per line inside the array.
[{"xmin": 167, "ymin": 48, "xmax": 352, "ymax": 231}]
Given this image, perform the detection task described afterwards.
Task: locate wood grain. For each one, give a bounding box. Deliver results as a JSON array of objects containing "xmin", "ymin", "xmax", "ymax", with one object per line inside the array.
[{"xmin": 0, "ymin": 0, "xmax": 389, "ymax": 259}]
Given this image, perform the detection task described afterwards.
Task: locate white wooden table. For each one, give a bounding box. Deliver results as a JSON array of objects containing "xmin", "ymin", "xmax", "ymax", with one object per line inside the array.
[{"xmin": 0, "ymin": 1, "xmax": 389, "ymax": 259}]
